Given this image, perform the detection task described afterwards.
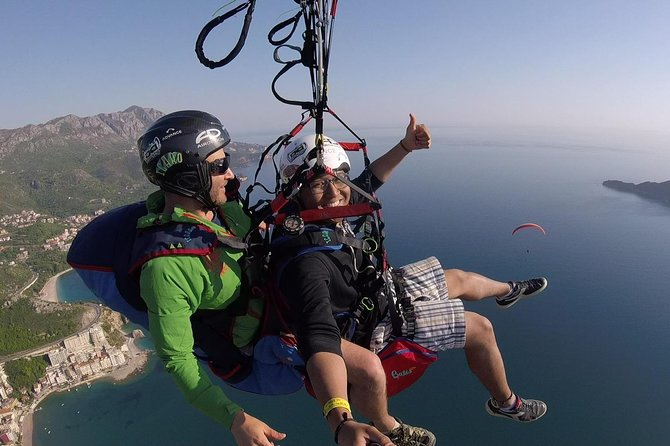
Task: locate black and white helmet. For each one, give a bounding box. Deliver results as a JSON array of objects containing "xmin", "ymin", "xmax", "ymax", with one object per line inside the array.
[
  {"xmin": 137, "ymin": 110, "xmax": 230, "ymax": 205},
  {"xmin": 278, "ymin": 134, "xmax": 350, "ymax": 185}
]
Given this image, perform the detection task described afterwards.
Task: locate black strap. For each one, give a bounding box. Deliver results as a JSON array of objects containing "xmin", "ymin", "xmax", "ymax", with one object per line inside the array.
[
  {"xmin": 216, "ymin": 233, "xmax": 248, "ymax": 250},
  {"xmin": 271, "ymin": 58, "xmax": 316, "ymax": 109},
  {"xmin": 195, "ymin": 0, "xmax": 256, "ymax": 69},
  {"xmin": 380, "ymin": 269, "xmax": 416, "ymax": 339},
  {"xmin": 268, "ymin": 10, "xmax": 302, "ymax": 45}
]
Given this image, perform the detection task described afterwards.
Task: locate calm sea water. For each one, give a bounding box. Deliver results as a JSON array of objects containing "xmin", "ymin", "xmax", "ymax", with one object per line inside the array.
[{"xmin": 36, "ymin": 127, "xmax": 670, "ymax": 445}]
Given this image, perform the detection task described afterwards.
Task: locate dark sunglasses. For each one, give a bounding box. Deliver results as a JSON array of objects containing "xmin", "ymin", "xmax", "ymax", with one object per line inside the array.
[{"xmin": 208, "ymin": 153, "xmax": 231, "ymax": 176}]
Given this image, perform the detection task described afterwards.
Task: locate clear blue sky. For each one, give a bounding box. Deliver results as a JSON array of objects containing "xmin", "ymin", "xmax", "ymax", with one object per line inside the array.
[{"xmin": 1, "ymin": 0, "xmax": 669, "ymax": 139}]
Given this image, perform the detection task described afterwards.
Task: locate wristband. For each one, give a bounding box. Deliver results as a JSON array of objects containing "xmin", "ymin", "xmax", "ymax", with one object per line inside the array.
[
  {"xmin": 333, "ymin": 413, "xmax": 353, "ymax": 444},
  {"xmin": 323, "ymin": 397, "xmax": 351, "ymax": 418},
  {"xmin": 399, "ymin": 139, "xmax": 412, "ymax": 153}
]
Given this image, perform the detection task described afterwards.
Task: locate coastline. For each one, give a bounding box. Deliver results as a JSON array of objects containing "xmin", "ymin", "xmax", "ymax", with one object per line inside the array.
[
  {"xmin": 20, "ymin": 270, "xmax": 151, "ymax": 446},
  {"xmin": 20, "ymin": 349, "xmax": 150, "ymax": 446},
  {"xmin": 105, "ymin": 338, "xmax": 150, "ymax": 382},
  {"xmin": 37, "ymin": 268, "xmax": 72, "ymax": 303}
]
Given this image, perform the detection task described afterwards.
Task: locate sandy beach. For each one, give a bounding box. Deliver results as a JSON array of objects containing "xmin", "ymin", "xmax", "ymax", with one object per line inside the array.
[
  {"xmin": 21, "ymin": 402, "xmax": 35, "ymax": 446},
  {"xmin": 38, "ymin": 269, "xmax": 72, "ymax": 303},
  {"xmin": 106, "ymin": 338, "xmax": 150, "ymax": 382}
]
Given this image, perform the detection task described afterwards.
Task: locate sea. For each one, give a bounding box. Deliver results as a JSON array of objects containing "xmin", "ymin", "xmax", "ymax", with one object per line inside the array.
[{"xmin": 34, "ymin": 126, "xmax": 670, "ymax": 445}]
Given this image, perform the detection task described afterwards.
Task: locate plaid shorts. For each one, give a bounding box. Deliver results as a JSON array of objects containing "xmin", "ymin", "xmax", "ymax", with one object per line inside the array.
[{"xmin": 369, "ymin": 256, "xmax": 466, "ymax": 354}]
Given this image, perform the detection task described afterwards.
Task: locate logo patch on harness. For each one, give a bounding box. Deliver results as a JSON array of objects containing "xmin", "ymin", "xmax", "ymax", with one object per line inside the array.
[{"xmin": 391, "ymin": 367, "xmax": 416, "ymax": 380}]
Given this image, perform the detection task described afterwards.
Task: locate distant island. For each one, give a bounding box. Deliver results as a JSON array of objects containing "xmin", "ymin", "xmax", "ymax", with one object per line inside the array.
[{"xmin": 603, "ymin": 180, "xmax": 670, "ymax": 209}]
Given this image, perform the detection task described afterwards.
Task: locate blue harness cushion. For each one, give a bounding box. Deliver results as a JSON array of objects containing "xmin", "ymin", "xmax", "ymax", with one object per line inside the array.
[{"xmin": 67, "ymin": 202, "xmax": 149, "ymax": 326}]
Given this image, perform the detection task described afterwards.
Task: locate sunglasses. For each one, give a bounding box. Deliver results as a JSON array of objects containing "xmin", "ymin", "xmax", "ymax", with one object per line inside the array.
[{"xmin": 208, "ymin": 153, "xmax": 231, "ymax": 176}]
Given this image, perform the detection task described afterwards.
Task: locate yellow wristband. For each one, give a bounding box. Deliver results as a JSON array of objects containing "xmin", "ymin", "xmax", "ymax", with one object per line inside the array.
[{"xmin": 323, "ymin": 398, "xmax": 351, "ymax": 418}]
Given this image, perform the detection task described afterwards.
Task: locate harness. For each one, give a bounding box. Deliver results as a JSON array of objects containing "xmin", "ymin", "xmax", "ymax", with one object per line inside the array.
[
  {"xmin": 271, "ymin": 224, "xmax": 386, "ymax": 348},
  {"xmin": 67, "ymin": 200, "xmax": 291, "ymax": 386}
]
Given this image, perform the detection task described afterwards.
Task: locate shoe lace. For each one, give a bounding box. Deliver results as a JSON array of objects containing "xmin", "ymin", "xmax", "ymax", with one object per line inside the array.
[
  {"xmin": 519, "ymin": 398, "xmax": 543, "ymax": 418},
  {"xmin": 391, "ymin": 423, "xmax": 429, "ymax": 443}
]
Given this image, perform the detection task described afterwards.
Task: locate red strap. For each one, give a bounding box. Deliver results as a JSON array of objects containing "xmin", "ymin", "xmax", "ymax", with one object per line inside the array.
[
  {"xmin": 338, "ymin": 142, "xmax": 364, "ymax": 151},
  {"xmin": 274, "ymin": 203, "xmax": 378, "ymax": 226}
]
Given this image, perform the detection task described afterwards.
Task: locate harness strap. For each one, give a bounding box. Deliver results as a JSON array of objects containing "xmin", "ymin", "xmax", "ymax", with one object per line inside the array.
[
  {"xmin": 272, "ymin": 227, "xmax": 370, "ymax": 252},
  {"xmin": 216, "ymin": 233, "xmax": 248, "ymax": 250},
  {"xmin": 195, "ymin": 0, "xmax": 256, "ymax": 69},
  {"xmin": 382, "ymin": 269, "xmax": 416, "ymax": 339},
  {"xmin": 274, "ymin": 203, "xmax": 380, "ymax": 227},
  {"xmin": 271, "ymin": 58, "xmax": 316, "ymax": 109},
  {"xmin": 267, "ymin": 10, "xmax": 302, "ymax": 45}
]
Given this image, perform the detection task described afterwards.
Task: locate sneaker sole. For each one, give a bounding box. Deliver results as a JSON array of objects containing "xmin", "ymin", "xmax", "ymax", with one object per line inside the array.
[
  {"xmin": 498, "ymin": 278, "xmax": 548, "ymax": 310},
  {"xmin": 421, "ymin": 431, "xmax": 437, "ymax": 446}
]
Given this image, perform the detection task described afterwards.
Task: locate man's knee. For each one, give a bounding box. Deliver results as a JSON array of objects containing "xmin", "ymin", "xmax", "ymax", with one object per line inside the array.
[
  {"xmin": 464, "ymin": 311, "xmax": 496, "ymax": 347},
  {"xmin": 444, "ymin": 268, "xmax": 466, "ymax": 295}
]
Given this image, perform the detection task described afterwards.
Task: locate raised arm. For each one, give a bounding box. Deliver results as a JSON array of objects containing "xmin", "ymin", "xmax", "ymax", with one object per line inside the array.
[{"xmin": 368, "ymin": 113, "xmax": 431, "ymax": 183}]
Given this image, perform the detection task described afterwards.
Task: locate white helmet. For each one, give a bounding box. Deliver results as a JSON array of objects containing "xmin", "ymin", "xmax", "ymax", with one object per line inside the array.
[{"xmin": 279, "ymin": 134, "xmax": 351, "ymax": 185}]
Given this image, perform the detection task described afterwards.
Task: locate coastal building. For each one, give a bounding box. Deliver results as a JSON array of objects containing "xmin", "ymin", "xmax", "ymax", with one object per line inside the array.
[
  {"xmin": 0, "ymin": 406, "xmax": 13, "ymax": 423},
  {"xmin": 63, "ymin": 334, "xmax": 86, "ymax": 352},
  {"xmin": 108, "ymin": 350, "xmax": 126, "ymax": 367},
  {"xmin": 47, "ymin": 349, "xmax": 69, "ymax": 367},
  {"xmin": 0, "ymin": 369, "xmax": 10, "ymax": 400},
  {"xmin": 90, "ymin": 325, "xmax": 105, "ymax": 347},
  {"xmin": 63, "ymin": 324, "xmax": 104, "ymax": 352},
  {"xmin": 74, "ymin": 362, "xmax": 93, "ymax": 377},
  {"xmin": 0, "ymin": 404, "xmax": 18, "ymax": 445},
  {"xmin": 0, "ymin": 431, "xmax": 17, "ymax": 445}
]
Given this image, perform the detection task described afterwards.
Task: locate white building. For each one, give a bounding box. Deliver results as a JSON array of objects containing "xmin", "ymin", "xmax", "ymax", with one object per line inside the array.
[{"xmin": 47, "ymin": 349, "xmax": 69, "ymax": 367}]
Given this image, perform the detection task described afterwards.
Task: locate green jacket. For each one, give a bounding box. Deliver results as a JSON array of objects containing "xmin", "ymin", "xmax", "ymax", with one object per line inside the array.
[{"xmin": 138, "ymin": 191, "xmax": 261, "ymax": 428}]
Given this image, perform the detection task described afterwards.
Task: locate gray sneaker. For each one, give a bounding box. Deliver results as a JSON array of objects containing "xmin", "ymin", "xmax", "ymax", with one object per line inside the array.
[
  {"xmin": 496, "ymin": 277, "xmax": 547, "ymax": 309},
  {"xmin": 386, "ymin": 418, "xmax": 436, "ymax": 446},
  {"xmin": 486, "ymin": 395, "xmax": 547, "ymax": 422}
]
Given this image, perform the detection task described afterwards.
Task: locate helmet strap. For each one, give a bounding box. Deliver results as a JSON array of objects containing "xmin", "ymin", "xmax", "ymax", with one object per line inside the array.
[
  {"xmin": 194, "ymin": 162, "xmax": 218, "ymax": 210},
  {"xmin": 161, "ymin": 162, "xmax": 217, "ymax": 210}
]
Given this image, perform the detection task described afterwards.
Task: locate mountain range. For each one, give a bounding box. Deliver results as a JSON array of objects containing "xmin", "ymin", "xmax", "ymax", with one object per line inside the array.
[{"xmin": 0, "ymin": 106, "xmax": 264, "ymax": 217}]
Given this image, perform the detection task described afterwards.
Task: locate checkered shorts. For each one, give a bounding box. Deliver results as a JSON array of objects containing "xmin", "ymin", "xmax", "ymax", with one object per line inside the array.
[{"xmin": 369, "ymin": 256, "xmax": 466, "ymax": 354}]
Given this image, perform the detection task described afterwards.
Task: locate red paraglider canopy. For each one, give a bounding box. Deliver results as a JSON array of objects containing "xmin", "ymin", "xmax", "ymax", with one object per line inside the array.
[{"xmin": 512, "ymin": 223, "xmax": 546, "ymax": 236}]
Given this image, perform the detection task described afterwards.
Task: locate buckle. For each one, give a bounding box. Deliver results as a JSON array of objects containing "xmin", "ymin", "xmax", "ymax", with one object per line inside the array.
[{"xmin": 282, "ymin": 214, "xmax": 304, "ymax": 235}]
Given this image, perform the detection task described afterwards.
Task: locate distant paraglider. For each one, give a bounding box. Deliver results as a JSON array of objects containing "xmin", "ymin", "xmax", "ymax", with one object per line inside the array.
[{"xmin": 512, "ymin": 223, "xmax": 547, "ymax": 236}]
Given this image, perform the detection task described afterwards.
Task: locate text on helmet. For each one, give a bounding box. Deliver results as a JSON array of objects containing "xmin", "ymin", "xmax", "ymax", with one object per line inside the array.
[{"xmin": 156, "ymin": 152, "xmax": 183, "ymax": 176}]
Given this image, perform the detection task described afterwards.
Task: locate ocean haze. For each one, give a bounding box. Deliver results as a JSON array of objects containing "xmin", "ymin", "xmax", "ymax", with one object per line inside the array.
[{"xmin": 34, "ymin": 127, "xmax": 670, "ymax": 445}]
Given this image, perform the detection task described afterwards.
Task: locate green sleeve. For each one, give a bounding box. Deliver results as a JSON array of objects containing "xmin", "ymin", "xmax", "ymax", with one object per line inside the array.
[
  {"xmin": 219, "ymin": 200, "xmax": 253, "ymax": 237},
  {"xmin": 140, "ymin": 255, "xmax": 242, "ymax": 428}
]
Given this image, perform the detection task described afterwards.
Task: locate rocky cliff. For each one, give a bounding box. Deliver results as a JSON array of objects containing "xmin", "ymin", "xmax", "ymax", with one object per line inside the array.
[{"xmin": 603, "ymin": 180, "xmax": 670, "ymax": 208}]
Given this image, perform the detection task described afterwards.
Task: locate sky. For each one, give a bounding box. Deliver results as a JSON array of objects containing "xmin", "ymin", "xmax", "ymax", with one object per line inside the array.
[{"xmin": 1, "ymin": 0, "xmax": 669, "ymax": 142}]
